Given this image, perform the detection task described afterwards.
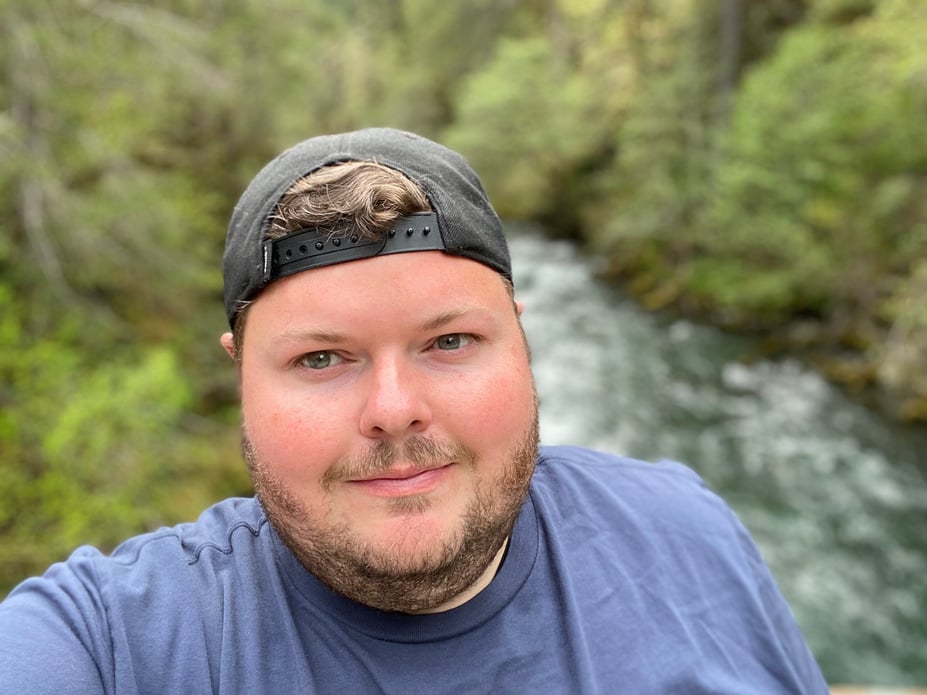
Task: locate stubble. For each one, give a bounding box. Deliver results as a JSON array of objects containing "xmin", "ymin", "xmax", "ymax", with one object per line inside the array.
[{"xmin": 242, "ymin": 402, "xmax": 539, "ymax": 613}]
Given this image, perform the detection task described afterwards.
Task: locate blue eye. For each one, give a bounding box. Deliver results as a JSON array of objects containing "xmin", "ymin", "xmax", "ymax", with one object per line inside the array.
[
  {"xmin": 299, "ymin": 351, "xmax": 338, "ymax": 369},
  {"xmin": 434, "ymin": 334, "xmax": 472, "ymax": 350}
]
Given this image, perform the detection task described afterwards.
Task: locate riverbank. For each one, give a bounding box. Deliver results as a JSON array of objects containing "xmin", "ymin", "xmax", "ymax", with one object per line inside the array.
[{"xmin": 600, "ymin": 255, "xmax": 927, "ymax": 427}]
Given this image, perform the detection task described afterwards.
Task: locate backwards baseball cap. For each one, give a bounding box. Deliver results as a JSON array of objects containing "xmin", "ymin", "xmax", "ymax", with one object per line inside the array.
[{"xmin": 222, "ymin": 127, "xmax": 510, "ymax": 328}]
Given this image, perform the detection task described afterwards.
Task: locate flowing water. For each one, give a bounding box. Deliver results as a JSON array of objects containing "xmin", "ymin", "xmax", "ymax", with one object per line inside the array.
[{"xmin": 511, "ymin": 229, "xmax": 927, "ymax": 686}]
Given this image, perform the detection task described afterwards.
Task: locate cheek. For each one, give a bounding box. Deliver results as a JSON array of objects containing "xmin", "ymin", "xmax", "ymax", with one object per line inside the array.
[
  {"xmin": 241, "ymin": 381, "xmax": 348, "ymax": 481},
  {"xmin": 448, "ymin": 358, "xmax": 535, "ymax": 447}
]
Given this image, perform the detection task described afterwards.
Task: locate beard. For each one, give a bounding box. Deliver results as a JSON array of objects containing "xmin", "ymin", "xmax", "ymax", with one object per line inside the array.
[{"xmin": 242, "ymin": 399, "xmax": 539, "ymax": 613}]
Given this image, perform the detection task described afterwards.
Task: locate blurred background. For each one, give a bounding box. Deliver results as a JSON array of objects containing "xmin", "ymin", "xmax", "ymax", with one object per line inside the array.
[{"xmin": 1, "ymin": 0, "xmax": 925, "ymax": 686}]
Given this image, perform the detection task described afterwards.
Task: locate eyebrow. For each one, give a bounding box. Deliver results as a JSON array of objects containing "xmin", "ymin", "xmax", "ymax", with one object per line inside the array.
[
  {"xmin": 272, "ymin": 328, "xmax": 348, "ymax": 346},
  {"xmin": 419, "ymin": 307, "xmax": 482, "ymax": 332},
  {"xmin": 270, "ymin": 306, "xmax": 491, "ymax": 347}
]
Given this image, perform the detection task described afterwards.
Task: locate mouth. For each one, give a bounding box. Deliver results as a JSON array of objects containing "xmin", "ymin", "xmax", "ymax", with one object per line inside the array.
[{"xmin": 347, "ymin": 463, "xmax": 455, "ymax": 496}]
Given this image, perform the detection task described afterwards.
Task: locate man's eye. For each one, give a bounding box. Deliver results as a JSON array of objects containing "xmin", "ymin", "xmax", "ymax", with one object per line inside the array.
[
  {"xmin": 297, "ymin": 351, "xmax": 340, "ymax": 370},
  {"xmin": 434, "ymin": 333, "xmax": 473, "ymax": 351}
]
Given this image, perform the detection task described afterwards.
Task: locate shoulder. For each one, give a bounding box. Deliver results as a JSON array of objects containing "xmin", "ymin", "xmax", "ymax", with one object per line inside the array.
[
  {"xmin": 525, "ymin": 447, "xmax": 828, "ymax": 690},
  {"xmin": 105, "ymin": 496, "xmax": 269, "ymax": 569},
  {"xmin": 6, "ymin": 496, "xmax": 271, "ymax": 613},
  {"xmin": 534, "ymin": 444, "xmax": 703, "ymax": 483},
  {"xmin": 532, "ymin": 444, "xmax": 719, "ymax": 518},
  {"xmin": 529, "ymin": 445, "xmax": 755, "ymax": 557},
  {"xmin": 0, "ymin": 497, "xmax": 272, "ymax": 693}
]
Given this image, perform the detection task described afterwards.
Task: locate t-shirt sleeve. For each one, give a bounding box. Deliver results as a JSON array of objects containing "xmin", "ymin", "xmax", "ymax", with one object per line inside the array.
[
  {"xmin": 0, "ymin": 548, "xmax": 112, "ymax": 695},
  {"xmin": 662, "ymin": 460, "xmax": 828, "ymax": 690},
  {"xmin": 720, "ymin": 496, "xmax": 828, "ymax": 689},
  {"xmin": 533, "ymin": 447, "xmax": 830, "ymax": 691}
]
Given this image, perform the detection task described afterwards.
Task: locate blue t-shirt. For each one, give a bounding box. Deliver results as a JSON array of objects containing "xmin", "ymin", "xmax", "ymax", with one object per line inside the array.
[{"xmin": 0, "ymin": 446, "xmax": 828, "ymax": 693}]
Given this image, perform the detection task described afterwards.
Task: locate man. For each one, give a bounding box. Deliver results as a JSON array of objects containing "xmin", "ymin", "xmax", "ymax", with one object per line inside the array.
[{"xmin": 0, "ymin": 128, "xmax": 828, "ymax": 693}]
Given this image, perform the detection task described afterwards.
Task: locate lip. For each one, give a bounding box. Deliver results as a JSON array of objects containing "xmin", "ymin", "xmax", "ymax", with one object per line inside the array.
[{"xmin": 347, "ymin": 463, "xmax": 454, "ymax": 497}]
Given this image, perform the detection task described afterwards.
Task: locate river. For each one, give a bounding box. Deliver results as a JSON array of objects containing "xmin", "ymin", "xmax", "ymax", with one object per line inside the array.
[{"xmin": 510, "ymin": 229, "xmax": 927, "ymax": 686}]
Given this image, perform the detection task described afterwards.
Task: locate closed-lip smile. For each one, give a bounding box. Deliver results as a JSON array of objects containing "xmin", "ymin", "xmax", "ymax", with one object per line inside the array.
[{"xmin": 347, "ymin": 463, "xmax": 454, "ymax": 496}]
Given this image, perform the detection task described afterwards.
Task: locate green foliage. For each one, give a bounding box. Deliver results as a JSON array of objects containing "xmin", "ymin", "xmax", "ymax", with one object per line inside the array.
[
  {"xmin": 444, "ymin": 36, "xmax": 602, "ymax": 220},
  {"xmin": 591, "ymin": 4, "xmax": 717, "ymax": 241},
  {"xmin": 698, "ymin": 6, "xmax": 927, "ymax": 323},
  {"xmin": 876, "ymin": 259, "xmax": 927, "ymax": 418},
  {"xmin": 0, "ymin": 284, "xmax": 248, "ymax": 591},
  {"xmin": 576, "ymin": 0, "xmax": 927, "ymax": 420},
  {"xmin": 444, "ymin": 0, "xmax": 629, "ymax": 227}
]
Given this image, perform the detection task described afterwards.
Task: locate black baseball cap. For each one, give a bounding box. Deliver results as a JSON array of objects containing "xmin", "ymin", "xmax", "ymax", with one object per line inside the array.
[{"xmin": 222, "ymin": 127, "xmax": 511, "ymax": 328}]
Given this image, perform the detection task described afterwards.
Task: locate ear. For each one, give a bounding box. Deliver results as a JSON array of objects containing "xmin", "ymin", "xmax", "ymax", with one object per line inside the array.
[
  {"xmin": 220, "ymin": 332, "xmax": 236, "ymax": 360},
  {"xmin": 515, "ymin": 300, "xmax": 525, "ymax": 317}
]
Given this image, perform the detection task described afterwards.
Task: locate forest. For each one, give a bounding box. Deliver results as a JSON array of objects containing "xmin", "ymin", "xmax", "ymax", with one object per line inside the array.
[{"xmin": 1, "ymin": 0, "xmax": 925, "ymax": 619}]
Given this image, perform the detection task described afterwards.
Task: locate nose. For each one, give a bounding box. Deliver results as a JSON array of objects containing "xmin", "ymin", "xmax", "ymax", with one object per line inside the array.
[{"xmin": 358, "ymin": 356, "xmax": 432, "ymax": 439}]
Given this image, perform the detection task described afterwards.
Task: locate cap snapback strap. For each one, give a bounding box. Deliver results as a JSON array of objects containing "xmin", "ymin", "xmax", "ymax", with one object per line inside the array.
[{"xmin": 262, "ymin": 212, "xmax": 444, "ymax": 282}]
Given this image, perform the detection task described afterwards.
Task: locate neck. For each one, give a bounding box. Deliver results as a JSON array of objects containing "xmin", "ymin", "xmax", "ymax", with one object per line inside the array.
[{"xmin": 406, "ymin": 536, "xmax": 510, "ymax": 615}]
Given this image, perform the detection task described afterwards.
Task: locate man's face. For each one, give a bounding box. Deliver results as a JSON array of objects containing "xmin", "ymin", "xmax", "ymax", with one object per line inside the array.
[{"xmin": 225, "ymin": 251, "xmax": 538, "ymax": 613}]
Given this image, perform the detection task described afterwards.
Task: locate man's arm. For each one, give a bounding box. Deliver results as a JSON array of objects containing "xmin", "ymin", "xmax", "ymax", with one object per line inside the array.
[{"xmin": 0, "ymin": 550, "xmax": 111, "ymax": 695}]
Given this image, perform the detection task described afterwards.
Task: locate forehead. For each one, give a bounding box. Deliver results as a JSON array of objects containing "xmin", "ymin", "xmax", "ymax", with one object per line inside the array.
[{"xmin": 244, "ymin": 251, "xmax": 514, "ymax": 337}]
